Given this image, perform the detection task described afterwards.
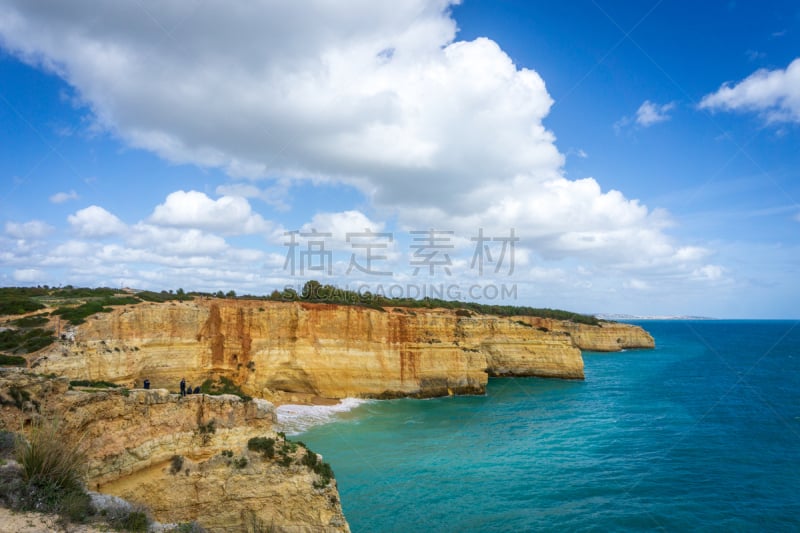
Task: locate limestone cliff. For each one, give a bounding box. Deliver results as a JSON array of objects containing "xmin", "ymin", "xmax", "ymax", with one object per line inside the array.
[
  {"xmin": 0, "ymin": 370, "xmax": 349, "ymax": 532},
  {"xmin": 34, "ymin": 300, "xmax": 595, "ymax": 398},
  {"xmin": 32, "ymin": 300, "xmax": 654, "ymax": 399},
  {"xmin": 513, "ymin": 316, "xmax": 655, "ymax": 352}
]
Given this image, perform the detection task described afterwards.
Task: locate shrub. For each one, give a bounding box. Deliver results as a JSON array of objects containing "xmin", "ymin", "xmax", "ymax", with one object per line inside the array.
[
  {"xmin": 106, "ymin": 506, "xmax": 150, "ymax": 532},
  {"xmin": 233, "ymin": 457, "xmax": 248, "ymax": 469},
  {"xmin": 247, "ymin": 437, "xmax": 275, "ymax": 459},
  {"xmin": 312, "ymin": 461, "xmax": 335, "ymax": 489},
  {"xmin": 0, "ymin": 328, "xmax": 54, "ymax": 354},
  {"xmin": 0, "ymin": 355, "xmax": 26, "ymax": 367},
  {"xmin": 195, "ymin": 421, "xmax": 216, "ymax": 446},
  {"xmin": 300, "ymin": 445, "xmax": 334, "ymax": 488},
  {"xmin": 13, "ymin": 418, "xmax": 90, "ymax": 521},
  {"xmin": 16, "ymin": 418, "xmax": 86, "ymax": 494},
  {"xmin": 58, "ymin": 489, "xmax": 93, "ymax": 523},
  {"xmin": 69, "ymin": 380, "xmax": 119, "ymax": 389},
  {"xmin": 120, "ymin": 510, "xmax": 149, "ymax": 531},
  {"xmin": 4, "ymin": 386, "xmax": 31, "ymax": 410},
  {"xmin": 0, "ymin": 297, "xmax": 44, "ymax": 316},
  {"xmin": 199, "ymin": 376, "xmax": 252, "ymax": 401},
  {"xmin": 0, "ymin": 430, "xmax": 16, "ymax": 459},
  {"xmin": 52, "ymin": 302, "xmax": 110, "ymax": 325},
  {"xmin": 301, "ymin": 449, "xmax": 318, "ymax": 468},
  {"xmin": 169, "ymin": 455, "xmax": 184, "ymax": 475},
  {"xmin": 10, "ymin": 315, "xmax": 48, "ymax": 328}
]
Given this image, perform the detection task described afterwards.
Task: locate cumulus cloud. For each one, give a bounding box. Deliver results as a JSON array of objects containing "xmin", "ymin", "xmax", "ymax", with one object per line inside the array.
[
  {"xmin": 127, "ymin": 223, "xmax": 230, "ymax": 256},
  {"xmin": 214, "ymin": 182, "xmax": 291, "ymax": 212},
  {"xmin": 67, "ymin": 206, "xmax": 127, "ymax": 237},
  {"xmin": 0, "ymin": 0, "xmax": 717, "ymax": 292},
  {"xmin": 700, "ymin": 58, "xmax": 800, "ymax": 123},
  {"xmin": 5, "ymin": 220, "xmax": 53, "ymax": 239},
  {"xmin": 396, "ymin": 176, "xmax": 694, "ymax": 270},
  {"xmin": 692, "ymin": 264, "xmax": 724, "ymax": 282},
  {"xmin": 49, "ymin": 190, "xmax": 79, "ymax": 203},
  {"xmin": 300, "ymin": 210, "xmax": 386, "ymax": 239},
  {"xmin": 0, "ymin": 0, "xmax": 559, "ymax": 216},
  {"xmin": 635, "ymin": 100, "xmax": 676, "ymax": 126},
  {"xmin": 12, "ymin": 268, "xmax": 43, "ymax": 282},
  {"xmin": 149, "ymin": 190, "xmax": 270, "ymax": 234},
  {"xmin": 615, "ymin": 100, "xmax": 676, "ymax": 132}
]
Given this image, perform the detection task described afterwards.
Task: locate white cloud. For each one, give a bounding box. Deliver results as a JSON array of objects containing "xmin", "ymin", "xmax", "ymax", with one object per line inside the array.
[
  {"xmin": 692, "ymin": 264, "xmax": 725, "ymax": 282},
  {"xmin": 213, "ymin": 183, "xmax": 261, "ymax": 199},
  {"xmin": 300, "ymin": 210, "xmax": 385, "ymax": 239},
  {"xmin": 127, "ymin": 223, "xmax": 230, "ymax": 256},
  {"xmin": 49, "ymin": 190, "xmax": 79, "ymax": 203},
  {"xmin": 623, "ymin": 279, "xmax": 650, "ymax": 290},
  {"xmin": 68, "ymin": 205, "xmax": 127, "ymax": 237},
  {"xmin": 51, "ymin": 240, "xmax": 92, "ymax": 258},
  {"xmin": 13, "ymin": 268, "xmax": 43, "ymax": 282},
  {"xmin": 0, "ymin": 0, "xmax": 720, "ymax": 298},
  {"xmin": 0, "ymin": 1, "xmax": 559, "ymax": 216},
  {"xmin": 614, "ymin": 100, "xmax": 676, "ymax": 132},
  {"xmin": 700, "ymin": 57, "xmax": 800, "ymax": 123},
  {"xmin": 149, "ymin": 190, "xmax": 270, "ymax": 235},
  {"xmin": 215, "ymin": 182, "xmax": 292, "ymax": 212},
  {"xmin": 528, "ymin": 266, "xmax": 567, "ymax": 283},
  {"xmin": 5, "ymin": 220, "xmax": 53, "ymax": 239},
  {"xmin": 635, "ymin": 100, "xmax": 676, "ymax": 126}
]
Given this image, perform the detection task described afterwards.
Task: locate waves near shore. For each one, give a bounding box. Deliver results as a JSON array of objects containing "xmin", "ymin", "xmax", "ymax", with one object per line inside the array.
[{"xmin": 276, "ymin": 398, "xmax": 372, "ymax": 435}]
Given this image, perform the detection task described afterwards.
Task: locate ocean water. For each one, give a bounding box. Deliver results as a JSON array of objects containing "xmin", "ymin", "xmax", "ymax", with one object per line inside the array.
[{"xmin": 293, "ymin": 321, "xmax": 800, "ymax": 532}]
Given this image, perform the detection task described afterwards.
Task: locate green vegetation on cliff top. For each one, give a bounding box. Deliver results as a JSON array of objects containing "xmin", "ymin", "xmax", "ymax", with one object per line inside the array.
[
  {"xmin": 0, "ymin": 283, "xmax": 601, "ymax": 326},
  {"xmin": 266, "ymin": 280, "xmax": 601, "ymax": 326}
]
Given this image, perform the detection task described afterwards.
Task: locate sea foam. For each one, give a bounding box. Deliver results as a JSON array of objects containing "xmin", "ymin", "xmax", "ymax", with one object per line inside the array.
[{"xmin": 276, "ymin": 397, "xmax": 371, "ymax": 435}]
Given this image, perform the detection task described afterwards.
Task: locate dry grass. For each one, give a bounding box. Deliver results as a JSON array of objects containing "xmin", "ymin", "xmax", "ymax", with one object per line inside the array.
[
  {"xmin": 16, "ymin": 417, "xmax": 87, "ymax": 493},
  {"xmin": 12, "ymin": 417, "xmax": 91, "ymax": 521}
]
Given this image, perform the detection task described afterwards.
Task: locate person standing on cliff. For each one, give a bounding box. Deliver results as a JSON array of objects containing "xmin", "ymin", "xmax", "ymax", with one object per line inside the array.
[
  {"xmin": 143, "ymin": 378, "xmax": 150, "ymax": 390},
  {"xmin": 180, "ymin": 377, "xmax": 186, "ymax": 397}
]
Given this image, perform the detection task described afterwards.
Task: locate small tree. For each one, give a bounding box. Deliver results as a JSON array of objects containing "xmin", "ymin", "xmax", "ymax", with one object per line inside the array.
[{"xmin": 302, "ymin": 280, "xmax": 322, "ymax": 300}]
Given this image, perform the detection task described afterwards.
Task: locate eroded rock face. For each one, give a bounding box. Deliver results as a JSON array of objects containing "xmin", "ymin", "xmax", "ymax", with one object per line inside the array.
[
  {"xmin": 0, "ymin": 371, "xmax": 349, "ymax": 532},
  {"xmin": 101, "ymin": 445, "xmax": 348, "ymax": 533},
  {"xmin": 34, "ymin": 300, "xmax": 653, "ymax": 398},
  {"xmin": 36, "ymin": 300, "xmax": 594, "ymax": 397},
  {"xmin": 513, "ymin": 317, "xmax": 656, "ymax": 352}
]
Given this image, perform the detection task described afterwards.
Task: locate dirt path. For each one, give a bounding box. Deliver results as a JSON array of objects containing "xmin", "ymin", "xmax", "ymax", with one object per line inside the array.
[{"xmin": 0, "ymin": 508, "xmax": 107, "ymax": 533}]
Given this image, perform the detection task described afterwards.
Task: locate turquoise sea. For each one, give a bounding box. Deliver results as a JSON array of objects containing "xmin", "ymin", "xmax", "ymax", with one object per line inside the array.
[{"xmin": 294, "ymin": 321, "xmax": 800, "ymax": 532}]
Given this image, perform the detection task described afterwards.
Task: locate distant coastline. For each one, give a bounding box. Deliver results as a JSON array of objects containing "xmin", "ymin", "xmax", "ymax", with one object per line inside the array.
[{"xmin": 595, "ymin": 313, "xmax": 716, "ymax": 321}]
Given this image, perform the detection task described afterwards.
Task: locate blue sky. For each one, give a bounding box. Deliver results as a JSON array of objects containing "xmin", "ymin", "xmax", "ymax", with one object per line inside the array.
[{"xmin": 0, "ymin": 0, "xmax": 798, "ymax": 318}]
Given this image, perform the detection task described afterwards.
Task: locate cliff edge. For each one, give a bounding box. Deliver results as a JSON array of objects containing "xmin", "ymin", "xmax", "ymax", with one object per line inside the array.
[
  {"xmin": 0, "ymin": 370, "xmax": 349, "ymax": 532},
  {"xmin": 33, "ymin": 299, "xmax": 653, "ymax": 400}
]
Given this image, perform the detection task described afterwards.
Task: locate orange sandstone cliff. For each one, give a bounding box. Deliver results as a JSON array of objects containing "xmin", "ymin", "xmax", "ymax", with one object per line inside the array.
[
  {"xmin": 0, "ymin": 370, "xmax": 349, "ymax": 532},
  {"xmin": 34, "ymin": 299, "xmax": 653, "ymax": 399}
]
